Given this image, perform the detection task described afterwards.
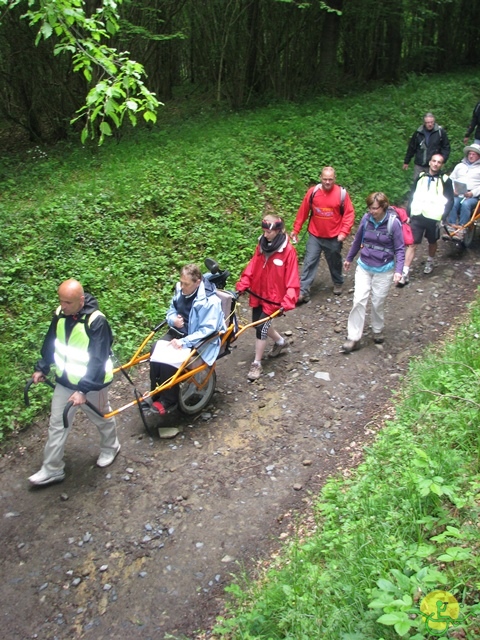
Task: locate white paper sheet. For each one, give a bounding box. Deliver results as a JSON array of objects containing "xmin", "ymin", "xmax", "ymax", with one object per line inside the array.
[{"xmin": 150, "ymin": 340, "xmax": 192, "ymax": 367}]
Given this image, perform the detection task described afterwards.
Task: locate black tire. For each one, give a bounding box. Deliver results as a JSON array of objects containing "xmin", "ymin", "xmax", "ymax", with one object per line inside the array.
[
  {"xmin": 463, "ymin": 224, "xmax": 476, "ymax": 248},
  {"xmin": 178, "ymin": 369, "xmax": 216, "ymax": 415}
]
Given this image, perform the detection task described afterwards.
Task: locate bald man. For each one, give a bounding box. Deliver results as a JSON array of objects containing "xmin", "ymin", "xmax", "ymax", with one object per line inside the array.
[
  {"xmin": 291, "ymin": 167, "xmax": 355, "ymax": 301},
  {"xmin": 29, "ymin": 279, "xmax": 120, "ymax": 487}
]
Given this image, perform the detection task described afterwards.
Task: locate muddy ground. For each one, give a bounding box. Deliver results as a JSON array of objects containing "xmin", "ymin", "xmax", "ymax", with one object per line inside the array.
[{"xmin": 1, "ymin": 237, "xmax": 479, "ymax": 640}]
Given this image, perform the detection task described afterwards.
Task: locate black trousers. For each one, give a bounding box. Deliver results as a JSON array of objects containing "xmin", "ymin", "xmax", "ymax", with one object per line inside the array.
[
  {"xmin": 149, "ymin": 361, "xmax": 179, "ymax": 407},
  {"xmin": 149, "ymin": 330, "xmax": 182, "ymax": 407}
]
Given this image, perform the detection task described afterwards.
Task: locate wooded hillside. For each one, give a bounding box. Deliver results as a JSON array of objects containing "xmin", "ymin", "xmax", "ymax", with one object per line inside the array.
[{"xmin": 1, "ymin": 0, "xmax": 479, "ymax": 143}]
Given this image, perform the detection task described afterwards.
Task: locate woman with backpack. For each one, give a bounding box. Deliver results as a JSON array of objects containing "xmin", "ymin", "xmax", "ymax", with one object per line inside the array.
[{"xmin": 342, "ymin": 192, "xmax": 405, "ymax": 353}]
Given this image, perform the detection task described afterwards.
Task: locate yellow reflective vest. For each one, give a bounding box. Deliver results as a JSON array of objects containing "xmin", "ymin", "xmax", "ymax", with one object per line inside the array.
[{"xmin": 54, "ymin": 308, "xmax": 113, "ymax": 386}]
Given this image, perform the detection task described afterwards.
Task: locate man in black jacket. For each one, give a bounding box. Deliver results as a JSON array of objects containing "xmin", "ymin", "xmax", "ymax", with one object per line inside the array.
[
  {"xmin": 463, "ymin": 102, "xmax": 480, "ymax": 145},
  {"xmin": 28, "ymin": 279, "xmax": 120, "ymax": 487},
  {"xmin": 403, "ymin": 113, "xmax": 451, "ymax": 181}
]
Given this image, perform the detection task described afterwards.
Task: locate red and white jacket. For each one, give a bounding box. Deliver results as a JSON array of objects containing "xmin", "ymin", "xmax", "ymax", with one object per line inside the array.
[{"xmin": 236, "ymin": 236, "xmax": 300, "ymax": 316}]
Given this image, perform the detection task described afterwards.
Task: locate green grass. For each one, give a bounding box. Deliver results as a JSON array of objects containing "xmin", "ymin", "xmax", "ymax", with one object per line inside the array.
[
  {"xmin": 0, "ymin": 69, "xmax": 479, "ymax": 436},
  {"xmin": 212, "ymin": 302, "xmax": 480, "ymax": 639},
  {"xmin": 214, "ymin": 300, "xmax": 480, "ymax": 640}
]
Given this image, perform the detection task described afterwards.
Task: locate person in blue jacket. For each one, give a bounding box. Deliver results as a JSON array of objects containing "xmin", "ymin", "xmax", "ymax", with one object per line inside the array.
[{"xmin": 145, "ymin": 264, "xmax": 226, "ymax": 414}]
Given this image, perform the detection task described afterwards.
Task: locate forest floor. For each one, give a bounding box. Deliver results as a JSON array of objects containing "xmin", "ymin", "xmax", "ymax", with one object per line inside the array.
[{"xmin": 1, "ymin": 236, "xmax": 479, "ymax": 640}]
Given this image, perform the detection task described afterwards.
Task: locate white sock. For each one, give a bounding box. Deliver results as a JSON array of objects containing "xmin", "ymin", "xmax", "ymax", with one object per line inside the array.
[
  {"xmin": 275, "ymin": 338, "xmax": 285, "ymax": 346},
  {"xmin": 403, "ymin": 266, "xmax": 410, "ymax": 275}
]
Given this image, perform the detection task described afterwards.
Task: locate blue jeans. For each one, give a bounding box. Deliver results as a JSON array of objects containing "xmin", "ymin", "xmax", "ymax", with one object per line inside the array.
[
  {"xmin": 300, "ymin": 234, "xmax": 344, "ymax": 294},
  {"xmin": 448, "ymin": 196, "xmax": 479, "ymax": 226}
]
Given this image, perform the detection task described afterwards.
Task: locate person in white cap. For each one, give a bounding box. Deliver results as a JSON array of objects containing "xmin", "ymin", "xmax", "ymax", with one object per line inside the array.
[{"xmin": 446, "ymin": 143, "xmax": 480, "ymax": 230}]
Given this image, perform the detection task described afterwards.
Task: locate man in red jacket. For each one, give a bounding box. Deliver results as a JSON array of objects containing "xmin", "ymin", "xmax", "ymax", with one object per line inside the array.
[{"xmin": 291, "ymin": 167, "xmax": 355, "ymax": 302}]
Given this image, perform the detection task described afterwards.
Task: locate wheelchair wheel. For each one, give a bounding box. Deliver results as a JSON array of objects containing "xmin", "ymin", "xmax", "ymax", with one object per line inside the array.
[
  {"xmin": 178, "ymin": 369, "xmax": 216, "ymax": 415},
  {"xmin": 463, "ymin": 224, "xmax": 476, "ymax": 248}
]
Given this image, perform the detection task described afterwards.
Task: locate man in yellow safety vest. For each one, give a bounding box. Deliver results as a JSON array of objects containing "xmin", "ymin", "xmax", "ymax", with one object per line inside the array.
[{"xmin": 28, "ymin": 279, "xmax": 120, "ymax": 487}]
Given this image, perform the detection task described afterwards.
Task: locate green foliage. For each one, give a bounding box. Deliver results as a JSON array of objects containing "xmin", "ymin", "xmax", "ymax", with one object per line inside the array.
[
  {"xmin": 212, "ymin": 296, "xmax": 480, "ymax": 638},
  {"xmin": 0, "ymin": 0, "xmax": 160, "ymax": 144}
]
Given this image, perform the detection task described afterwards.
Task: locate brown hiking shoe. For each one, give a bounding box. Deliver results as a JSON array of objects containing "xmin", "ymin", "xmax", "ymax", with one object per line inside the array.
[
  {"xmin": 268, "ymin": 341, "xmax": 286, "ymax": 358},
  {"xmin": 247, "ymin": 362, "xmax": 263, "ymax": 381}
]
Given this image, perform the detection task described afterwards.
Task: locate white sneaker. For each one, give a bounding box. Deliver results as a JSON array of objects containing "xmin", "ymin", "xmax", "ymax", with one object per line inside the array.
[
  {"xmin": 424, "ymin": 261, "xmax": 434, "ymax": 274},
  {"xmin": 96, "ymin": 444, "xmax": 121, "ymax": 468},
  {"xmin": 29, "ymin": 469, "xmax": 65, "ymax": 486}
]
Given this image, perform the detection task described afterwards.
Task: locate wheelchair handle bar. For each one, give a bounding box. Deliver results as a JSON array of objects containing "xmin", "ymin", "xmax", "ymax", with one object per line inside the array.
[
  {"xmin": 62, "ymin": 399, "xmax": 104, "ymax": 429},
  {"xmin": 24, "ymin": 377, "xmax": 56, "ymax": 407},
  {"xmin": 152, "ymin": 320, "xmax": 167, "ymax": 333}
]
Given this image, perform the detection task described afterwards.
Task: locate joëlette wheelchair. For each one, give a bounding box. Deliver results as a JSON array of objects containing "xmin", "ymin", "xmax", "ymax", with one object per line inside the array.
[
  {"xmin": 442, "ymin": 199, "xmax": 480, "ymax": 248},
  {"xmin": 25, "ymin": 259, "xmax": 282, "ymax": 437}
]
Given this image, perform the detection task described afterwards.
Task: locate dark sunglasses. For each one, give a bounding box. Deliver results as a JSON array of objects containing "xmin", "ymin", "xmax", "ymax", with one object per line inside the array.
[{"xmin": 261, "ymin": 219, "xmax": 282, "ymax": 231}]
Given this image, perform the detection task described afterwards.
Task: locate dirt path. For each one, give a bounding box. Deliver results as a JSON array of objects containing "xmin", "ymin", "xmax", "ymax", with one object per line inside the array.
[{"xmin": 0, "ymin": 239, "xmax": 478, "ymax": 640}]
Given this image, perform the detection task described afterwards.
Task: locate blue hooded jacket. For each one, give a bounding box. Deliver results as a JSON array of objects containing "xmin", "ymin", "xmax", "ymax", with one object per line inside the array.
[{"xmin": 166, "ymin": 277, "xmax": 226, "ymax": 366}]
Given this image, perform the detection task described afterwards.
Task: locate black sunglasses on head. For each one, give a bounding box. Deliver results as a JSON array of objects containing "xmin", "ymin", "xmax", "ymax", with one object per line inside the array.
[{"xmin": 261, "ymin": 220, "xmax": 282, "ymax": 230}]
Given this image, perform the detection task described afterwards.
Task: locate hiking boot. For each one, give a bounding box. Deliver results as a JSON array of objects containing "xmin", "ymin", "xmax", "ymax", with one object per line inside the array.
[
  {"xmin": 296, "ymin": 293, "xmax": 310, "ymax": 305},
  {"xmin": 333, "ymin": 284, "xmax": 343, "ymax": 296},
  {"xmin": 268, "ymin": 341, "xmax": 286, "ymax": 358},
  {"xmin": 247, "ymin": 362, "xmax": 263, "ymax": 381},
  {"xmin": 29, "ymin": 469, "xmax": 65, "ymax": 487},
  {"xmin": 373, "ymin": 332, "xmax": 385, "ymax": 344},
  {"xmin": 396, "ymin": 273, "xmax": 409, "ymax": 287},
  {"xmin": 97, "ymin": 444, "xmax": 121, "ymax": 468},
  {"xmin": 341, "ymin": 339, "xmax": 358, "ymax": 353},
  {"xmin": 423, "ymin": 260, "xmax": 434, "ymax": 274}
]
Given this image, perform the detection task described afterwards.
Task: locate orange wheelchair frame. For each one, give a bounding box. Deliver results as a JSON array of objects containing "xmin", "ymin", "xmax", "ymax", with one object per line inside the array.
[
  {"xmin": 25, "ymin": 274, "xmax": 283, "ymax": 437},
  {"xmin": 107, "ymin": 295, "xmax": 281, "ymax": 435},
  {"xmin": 442, "ymin": 199, "xmax": 480, "ymax": 248}
]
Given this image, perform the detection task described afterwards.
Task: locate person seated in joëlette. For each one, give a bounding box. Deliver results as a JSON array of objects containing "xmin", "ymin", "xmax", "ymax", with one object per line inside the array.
[{"xmin": 144, "ymin": 264, "xmax": 226, "ymax": 414}]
